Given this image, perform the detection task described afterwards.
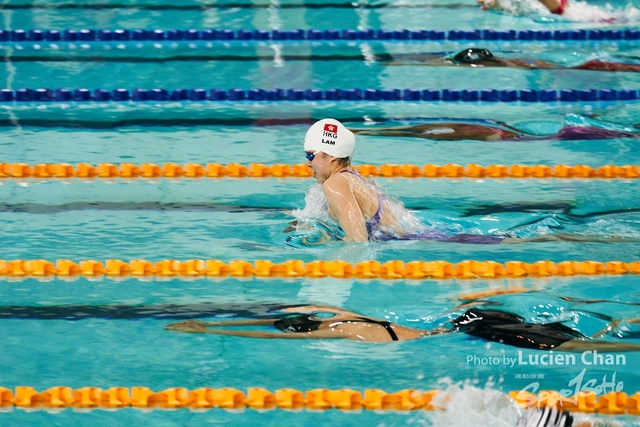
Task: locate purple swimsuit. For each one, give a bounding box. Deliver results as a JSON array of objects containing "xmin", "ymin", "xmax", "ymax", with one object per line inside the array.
[
  {"xmin": 553, "ymin": 126, "xmax": 638, "ymax": 141},
  {"xmin": 340, "ymin": 169, "xmax": 503, "ymax": 244}
]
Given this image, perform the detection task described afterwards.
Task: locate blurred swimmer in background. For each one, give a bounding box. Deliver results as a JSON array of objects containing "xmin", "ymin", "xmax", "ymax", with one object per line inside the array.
[
  {"xmin": 477, "ymin": 0, "xmax": 638, "ymax": 23},
  {"xmin": 479, "ymin": 0, "xmax": 568, "ymax": 14},
  {"xmin": 349, "ymin": 114, "xmax": 639, "ymax": 142},
  {"xmin": 384, "ymin": 47, "xmax": 640, "ymax": 73}
]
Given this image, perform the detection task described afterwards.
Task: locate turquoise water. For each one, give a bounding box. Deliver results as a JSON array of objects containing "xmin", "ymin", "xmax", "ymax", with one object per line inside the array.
[
  {"xmin": 0, "ymin": 0, "xmax": 638, "ymax": 30},
  {"xmin": 1, "ymin": 0, "xmax": 640, "ymax": 425},
  {"xmin": 1, "ymin": 277, "xmax": 640, "ymax": 426},
  {"xmin": 4, "ymin": 58, "xmax": 640, "ymax": 90}
]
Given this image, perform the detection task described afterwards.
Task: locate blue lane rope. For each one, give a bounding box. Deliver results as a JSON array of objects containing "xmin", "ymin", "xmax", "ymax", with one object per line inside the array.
[
  {"xmin": 3, "ymin": 87, "xmax": 637, "ymax": 103},
  {"xmin": 3, "ymin": 28, "xmax": 640, "ymax": 43}
]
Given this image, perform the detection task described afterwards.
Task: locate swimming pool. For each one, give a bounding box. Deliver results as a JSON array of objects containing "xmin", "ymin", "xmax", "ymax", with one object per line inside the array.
[{"xmin": 1, "ymin": 0, "xmax": 640, "ymax": 425}]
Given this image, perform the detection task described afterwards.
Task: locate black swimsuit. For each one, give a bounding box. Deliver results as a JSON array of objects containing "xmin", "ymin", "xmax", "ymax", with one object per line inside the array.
[
  {"xmin": 452, "ymin": 309, "xmax": 586, "ymax": 350},
  {"xmin": 274, "ymin": 314, "xmax": 399, "ymax": 341}
]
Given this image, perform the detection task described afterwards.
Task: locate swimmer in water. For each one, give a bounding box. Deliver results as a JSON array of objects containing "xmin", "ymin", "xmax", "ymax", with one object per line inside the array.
[
  {"xmin": 290, "ymin": 118, "xmax": 638, "ymax": 244},
  {"xmin": 384, "ymin": 47, "xmax": 640, "ymax": 73},
  {"xmin": 300, "ymin": 118, "xmax": 395, "ymax": 243},
  {"xmin": 166, "ymin": 304, "xmax": 640, "ymax": 352},
  {"xmin": 349, "ymin": 117, "xmax": 639, "ymax": 142},
  {"xmin": 478, "ymin": 0, "xmax": 568, "ymax": 14},
  {"xmin": 295, "ymin": 118, "xmax": 505, "ymax": 243},
  {"xmin": 477, "ymin": 0, "xmax": 624, "ymax": 24}
]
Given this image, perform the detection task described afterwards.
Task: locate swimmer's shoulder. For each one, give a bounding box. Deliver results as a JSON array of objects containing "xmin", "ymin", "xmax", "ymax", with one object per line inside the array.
[
  {"xmin": 324, "ymin": 170, "xmax": 358, "ymax": 186},
  {"xmin": 322, "ymin": 172, "xmax": 354, "ymax": 197}
]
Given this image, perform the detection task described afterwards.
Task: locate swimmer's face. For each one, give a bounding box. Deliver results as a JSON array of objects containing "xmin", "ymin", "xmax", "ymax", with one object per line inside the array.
[{"xmin": 306, "ymin": 151, "xmax": 333, "ymax": 183}]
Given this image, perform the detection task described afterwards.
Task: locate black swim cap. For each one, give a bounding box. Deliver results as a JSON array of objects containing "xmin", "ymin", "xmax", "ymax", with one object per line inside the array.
[{"xmin": 453, "ymin": 48, "xmax": 495, "ymax": 64}]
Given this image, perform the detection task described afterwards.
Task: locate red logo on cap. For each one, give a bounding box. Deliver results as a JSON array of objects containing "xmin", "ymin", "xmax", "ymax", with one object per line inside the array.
[{"xmin": 323, "ymin": 123, "xmax": 338, "ymax": 134}]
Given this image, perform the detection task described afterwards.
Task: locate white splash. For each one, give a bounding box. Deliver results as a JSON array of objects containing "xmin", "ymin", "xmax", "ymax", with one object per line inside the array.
[
  {"xmin": 290, "ymin": 176, "xmax": 431, "ymax": 240},
  {"xmin": 563, "ymin": 2, "xmax": 640, "ymax": 23},
  {"xmin": 417, "ymin": 382, "xmax": 519, "ymax": 427},
  {"xmin": 410, "ymin": 384, "xmax": 625, "ymax": 426},
  {"xmin": 290, "ymin": 183, "xmax": 332, "ymax": 223},
  {"xmin": 491, "ymin": 0, "xmax": 640, "ymax": 23},
  {"xmin": 491, "ymin": 0, "xmax": 549, "ymax": 15}
]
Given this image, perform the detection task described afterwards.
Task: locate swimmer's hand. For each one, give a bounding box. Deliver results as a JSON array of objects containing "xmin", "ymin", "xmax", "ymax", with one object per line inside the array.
[
  {"xmin": 477, "ymin": 0, "xmax": 499, "ymax": 10},
  {"xmin": 165, "ymin": 320, "xmax": 209, "ymax": 332},
  {"xmin": 283, "ymin": 220, "xmax": 298, "ymax": 233},
  {"xmin": 283, "ymin": 220, "xmax": 325, "ymax": 233}
]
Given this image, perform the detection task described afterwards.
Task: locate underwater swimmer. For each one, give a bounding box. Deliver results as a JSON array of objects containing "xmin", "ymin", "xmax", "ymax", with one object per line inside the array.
[
  {"xmin": 166, "ymin": 304, "xmax": 640, "ymax": 351},
  {"xmin": 447, "ymin": 47, "xmax": 640, "ymax": 73},
  {"xmin": 350, "ymin": 115, "xmax": 639, "ymax": 142},
  {"xmin": 296, "ymin": 118, "xmax": 504, "ymax": 243},
  {"xmin": 399, "ymin": 48, "xmax": 640, "ymax": 73}
]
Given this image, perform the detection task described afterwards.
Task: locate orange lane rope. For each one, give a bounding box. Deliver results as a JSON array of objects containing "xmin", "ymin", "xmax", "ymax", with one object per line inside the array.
[
  {"xmin": 0, "ymin": 386, "xmax": 636, "ymax": 414},
  {"xmin": 1, "ymin": 259, "xmax": 637, "ymax": 280},
  {"xmin": 0, "ymin": 162, "xmax": 638, "ymax": 179}
]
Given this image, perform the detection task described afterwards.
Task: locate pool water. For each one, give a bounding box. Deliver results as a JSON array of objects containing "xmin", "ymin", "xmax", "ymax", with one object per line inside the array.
[{"xmin": 1, "ymin": 0, "xmax": 640, "ymax": 425}]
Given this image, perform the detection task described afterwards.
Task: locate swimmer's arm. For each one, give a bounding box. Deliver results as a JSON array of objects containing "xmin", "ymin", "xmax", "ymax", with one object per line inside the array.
[
  {"xmin": 538, "ymin": 0, "xmax": 563, "ymax": 12},
  {"xmin": 165, "ymin": 319, "xmax": 276, "ymax": 330},
  {"xmin": 351, "ymin": 124, "xmax": 458, "ymax": 134},
  {"xmin": 322, "ymin": 177, "xmax": 368, "ymax": 243},
  {"xmin": 477, "ymin": 0, "xmax": 564, "ymax": 12},
  {"xmin": 283, "ymin": 220, "xmax": 298, "ymax": 233},
  {"xmin": 476, "ymin": 0, "xmax": 501, "ymax": 11},
  {"xmin": 277, "ymin": 305, "xmax": 362, "ymax": 316},
  {"xmin": 350, "ymin": 130, "xmax": 432, "ymax": 138},
  {"xmin": 590, "ymin": 320, "xmax": 621, "ymax": 338},
  {"xmin": 168, "ymin": 329, "xmax": 346, "ymax": 339},
  {"xmin": 422, "ymin": 327, "xmax": 454, "ymax": 337},
  {"xmin": 350, "ymin": 125, "xmax": 418, "ymax": 133},
  {"xmin": 590, "ymin": 316, "xmax": 640, "ymax": 339}
]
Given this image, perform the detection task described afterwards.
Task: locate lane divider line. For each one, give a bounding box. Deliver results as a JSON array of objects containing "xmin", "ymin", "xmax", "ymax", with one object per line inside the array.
[
  {"xmin": 3, "ymin": 27, "xmax": 639, "ymax": 43},
  {"xmin": 0, "ymin": 259, "xmax": 637, "ymax": 280},
  {"xmin": 3, "ymin": 87, "xmax": 637, "ymax": 103},
  {"xmin": 0, "ymin": 386, "xmax": 636, "ymax": 413},
  {"xmin": 1, "ymin": 163, "xmax": 638, "ymax": 179}
]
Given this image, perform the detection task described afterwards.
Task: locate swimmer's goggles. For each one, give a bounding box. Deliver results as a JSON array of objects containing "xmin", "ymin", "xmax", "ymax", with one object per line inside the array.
[{"xmin": 305, "ymin": 150, "xmax": 320, "ymax": 161}]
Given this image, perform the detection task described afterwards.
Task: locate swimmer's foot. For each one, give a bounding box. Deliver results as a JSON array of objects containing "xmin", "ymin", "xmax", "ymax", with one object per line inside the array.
[{"xmin": 502, "ymin": 234, "xmax": 640, "ymax": 244}]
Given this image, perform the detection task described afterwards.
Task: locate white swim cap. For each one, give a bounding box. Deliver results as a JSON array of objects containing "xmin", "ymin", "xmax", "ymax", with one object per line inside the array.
[{"xmin": 303, "ymin": 118, "xmax": 355, "ymax": 159}]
